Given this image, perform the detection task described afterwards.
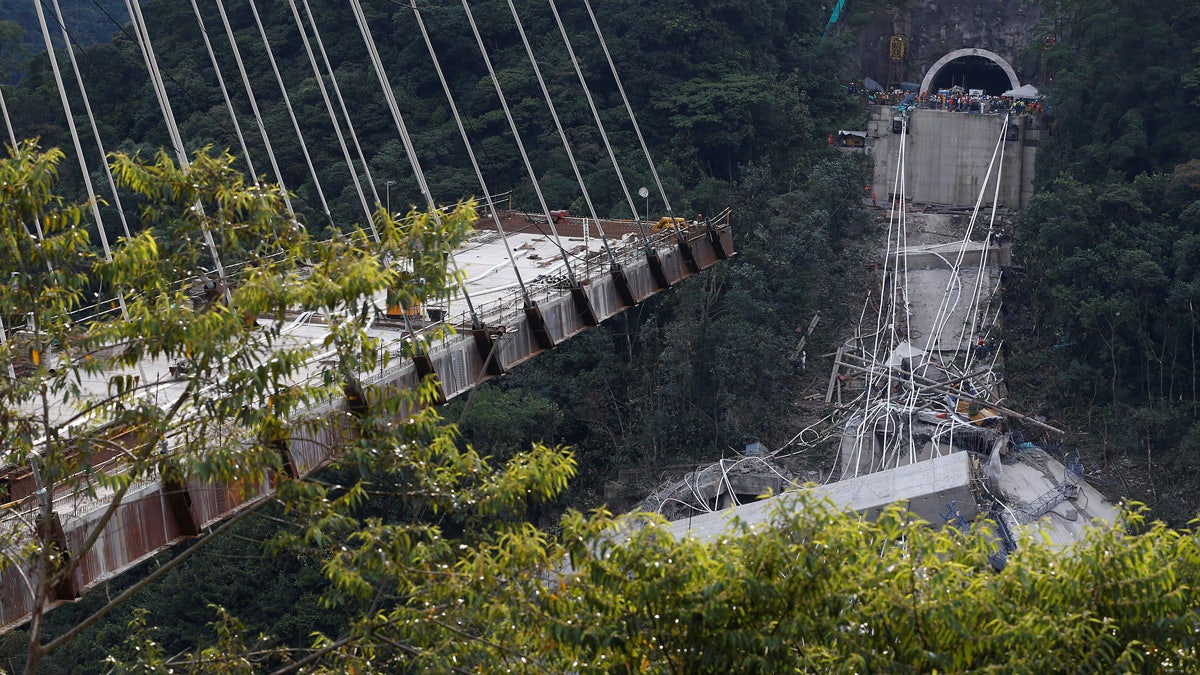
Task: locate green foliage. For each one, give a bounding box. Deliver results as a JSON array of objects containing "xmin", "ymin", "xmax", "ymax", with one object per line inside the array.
[
  {"xmin": 113, "ymin": 492, "xmax": 1200, "ymax": 674},
  {"xmin": 450, "ymin": 387, "xmax": 563, "ymax": 458},
  {"xmin": 1004, "ymin": 0, "xmax": 1200, "ymax": 522},
  {"xmin": 0, "ymin": 20, "xmax": 26, "ymax": 82},
  {"xmin": 0, "ymin": 140, "xmax": 492, "ymax": 671},
  {"xmin": 1020, "ymin": 0, "xmax": 1200, "ymax": 403},
  {"xmin": 1037, "ymin": 0, "xmax": 1200, "ymax": 183},
  {"xmin": 1, "ymin": 0, "xmax": 885, "ymax": 670}
]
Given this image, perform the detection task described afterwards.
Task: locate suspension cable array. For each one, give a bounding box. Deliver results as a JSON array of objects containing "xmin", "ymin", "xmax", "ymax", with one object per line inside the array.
[
  {"xmin": 210, "ymin": 0, "xmax": 295, "ymax": 216},
  {"xmin": 35, "ymin": 0, "xmax": 153, "ymax": 384},
  {"xmin": 407, "ymin": 0, "xmax": 523, "ymax": 317},
  {"xmin": 548, "ymin": 0, "xmax": 651, "ymax": 250},
  {"xmin": 247, "ymin": 0, "xmax": 334, "ymax": 229},
  {"xmin": 285, "ymin": 0, "xmax": 376, "ymax": 238},
  {"xmin": 188, "ymin": 0, "xmax": 259, "ymax": 182},
  {"xmin": 127, "ymin": 0, "xmax": 232, "ymax": 301},
  {"xmin": 503, "ymin": 0, "xmax": 618, "ymax": 271},
  {"xmin": 300, "ymin": 0, "xmax": 381, "ymax": 207},
  {"xmin": 0, "ymin": 0, "xmax": 741, "ymax": 629},
  {"xmin": 582, "ymin": 0, "xmax": 683, "ymax": 241},
  {"xmin": 460, "ymin": 0, "xmax": 578, "ymax": 288},
  {"xmin": 5, "ymin": 0, "xmax": 731, "ymax": 377}
]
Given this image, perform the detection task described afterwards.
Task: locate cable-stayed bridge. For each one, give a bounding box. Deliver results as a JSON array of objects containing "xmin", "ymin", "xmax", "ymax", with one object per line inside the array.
[{"xmin": 0, "ymin": 0, "xmax": 734, "ymax": 632}]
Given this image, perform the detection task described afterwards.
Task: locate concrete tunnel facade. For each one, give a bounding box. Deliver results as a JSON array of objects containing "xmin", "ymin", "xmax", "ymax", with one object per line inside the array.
[{"xmin": 919, "ymin": 48, "xmax": 1021, "ymax": 95}]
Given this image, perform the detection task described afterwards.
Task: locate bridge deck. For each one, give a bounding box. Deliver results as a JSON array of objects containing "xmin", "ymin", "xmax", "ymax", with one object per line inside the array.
[{"xmin": 0, "ymin": 216, "xmax": 733, "ymax": 633}]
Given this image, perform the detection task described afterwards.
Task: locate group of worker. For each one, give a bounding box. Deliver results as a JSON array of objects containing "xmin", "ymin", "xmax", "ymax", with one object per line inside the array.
[
  {"xmin": 919, "ymin": 91, "xmax": 1044, "ymax": 116},
  {"xmin": 859, "ymin": 86, "xmax": 1043, "ymax": 116}
]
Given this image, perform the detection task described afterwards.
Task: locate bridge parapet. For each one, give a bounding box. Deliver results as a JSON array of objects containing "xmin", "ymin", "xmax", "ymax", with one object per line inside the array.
[{"xmin": 0, "ymin": 215, "xmax": 733, "ymax": 634}]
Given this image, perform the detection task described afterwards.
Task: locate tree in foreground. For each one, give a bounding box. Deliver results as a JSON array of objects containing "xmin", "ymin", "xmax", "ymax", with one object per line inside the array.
[
  {"xmin": 6, "ymin": 141, "xmax": 1200, "ymax": 673},
  {"xmin": 0, "ymin": 139, "xmax": 578, "ymax": 672}
]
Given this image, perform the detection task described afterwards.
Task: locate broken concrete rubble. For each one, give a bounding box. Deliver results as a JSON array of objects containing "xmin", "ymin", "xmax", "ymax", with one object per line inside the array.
[{"xmin": 647, "ymin": 140, "xmax": 1114, "ymax": 552}]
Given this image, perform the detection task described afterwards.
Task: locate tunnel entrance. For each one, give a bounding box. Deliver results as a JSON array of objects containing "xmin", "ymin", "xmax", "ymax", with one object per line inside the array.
[
  {"xmin": 929, "ymin": 56, "xmax": 1012, "ymax": 94},
  {"xmin": 919, "ymin": 48, "xmax": 1020, "ymax": 96}
]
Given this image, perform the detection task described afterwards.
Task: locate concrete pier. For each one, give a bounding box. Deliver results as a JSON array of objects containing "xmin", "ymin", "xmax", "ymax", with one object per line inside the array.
[{"xmin": 868, "ymin": 107, "xmax": 1039, "ymax": 209}]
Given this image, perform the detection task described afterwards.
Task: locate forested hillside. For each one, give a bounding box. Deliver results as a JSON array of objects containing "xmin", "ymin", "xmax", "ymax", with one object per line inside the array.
[
  {"xmin": 1008, "ymin": 0, "xmax": 1200, "ymax": 521},
  {"xmin": 0, "ymin": 0, "xmax": 874, "ymax": 669},
  {"xmin": 0, "ymin": 1, "xmax": 133, "ymax": 85},
  {"xmin": 6, "ymin": 0, "xmax": 1200, "ymax": 669}
]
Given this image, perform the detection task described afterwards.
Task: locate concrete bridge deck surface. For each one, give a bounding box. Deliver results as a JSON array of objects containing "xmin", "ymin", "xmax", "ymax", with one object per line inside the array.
[{"xmin": 0, "ymin": 216, "xmax": 734, "ymax": 633}]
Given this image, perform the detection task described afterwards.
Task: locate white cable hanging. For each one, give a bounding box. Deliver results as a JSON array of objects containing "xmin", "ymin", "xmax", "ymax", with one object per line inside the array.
[
  {"xmin": 548, "ymin": 0, "xmax": 651, "ymax": 249},
  {"xmin": 408, "ymin": 0, "xmax": 524, "ymax": 316},
  {"xmin": 299, "ymin": 0, "xmax": 380, "ymax": 207},
  {"xmin": 960, "ymin": 119, "xmax": 1010, "ymax": 368},
  {"xmin": 855, "ymin": 114, "xmax": 908, "ymax": 476},
  {"xmin": 247, "ymin": 0, "xmax": 334, "ymax": 229},
  {"xmin": 50, "ymin": 0, "xmax": 134, "ymax": 243},
  {"xmin": 824, "ymin": 110, "xmax": 1015, "ymax": 477},
  {"xmin": 212, "ymin": 0, "xmax": 295, "ymax": 216},
  {"xmin": 187, "ymin": 0, "xmax": 258, "ymax": 182},
  {"xmin": 925, "ymin": 116, "xmax": 1009, "ymax": 355},
  {"xmin": 582, "ymin": 0, "xmax": 684, "ymax": 240},
  {"xmin": 502, "ymin": 0, "xmax": 618, "ymax": 270},
  {"xmin": 895, "ymin": 116, "xmax": 917, "ymax": 466},
  {"xmin": 285, "ymin": 0, "xmax": 376, "ymax": 239},
  {"xmin": 460, "ymin": 0, "xmax": 578, "ymax": 287},
  {"xmin": 919, "ymin": 114, "xmax": 1008, "ymax": 358},
  {"xmin": 125, "ymin": 0, "xmax": 231, "ymax": 302}
]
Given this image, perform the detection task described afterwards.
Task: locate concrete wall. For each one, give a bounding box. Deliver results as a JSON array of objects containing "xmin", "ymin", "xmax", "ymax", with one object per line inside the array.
[
  {"xmin": 852, "ymin": 0, "xmax": 1043, "ymax": 87},
  {"xmin": 868, "ymin": 106, "xmax": 1039, "ymax": 209}
]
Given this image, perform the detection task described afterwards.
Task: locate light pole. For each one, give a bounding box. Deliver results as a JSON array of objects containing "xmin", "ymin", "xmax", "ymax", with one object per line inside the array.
[
  {"xmin": 385, "ymin": 180, "xmax": 396, "ymax": 216},
  {"xmin": 638, "ymin": 186, "xmax": 649, "ymax": 219}
]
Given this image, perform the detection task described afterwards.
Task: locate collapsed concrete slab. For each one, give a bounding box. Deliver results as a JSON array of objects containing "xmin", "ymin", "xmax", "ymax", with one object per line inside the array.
[
  {"xmin": 996, "ymin": 448, "xmax": 1119, "ymax": 547},
  {"xmin": 667, "ymin": 451, "xmax": 976, "ymax": 543}
]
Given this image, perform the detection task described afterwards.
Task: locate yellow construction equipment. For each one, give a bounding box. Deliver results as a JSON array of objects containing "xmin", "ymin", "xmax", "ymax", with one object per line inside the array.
[{"xmin": 654, "ymin": 216, "xmax": 686, "ymax": 231}]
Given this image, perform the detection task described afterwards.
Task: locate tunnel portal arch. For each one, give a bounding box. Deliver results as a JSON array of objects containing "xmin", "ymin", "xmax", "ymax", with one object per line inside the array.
[{"xmin": 919, "ymin": 48, "xmax": 1020, "ymax": 95}]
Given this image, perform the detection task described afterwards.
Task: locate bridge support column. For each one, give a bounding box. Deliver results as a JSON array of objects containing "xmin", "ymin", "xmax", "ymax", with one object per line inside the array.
[
  {"xmin": 412, "ymin": 353, "xmax": 446, "ymax": 405},
  {"xmin": 610, "ymin": 264, "xmax": 637, "ymax": 307},
  {"xmin": 162, "ymin": 472, "xmax": 201, "ymax": 537},
  {"xmin": 344, "ymin": 378, "xmax": 369, "ymax": 417},
  {"xmin": 677, "ymin": 234, "xmax": 701, "ymax": 275},
  {"xmin": 646, "ymin": 250, "xmax": 670, "ymax": 290},
  {"xmin": 571, "ymin": 284, "xmax": 599, "ymax": 327},
  {"xmin": 524, "ymin": 302, "xmax": 555, "ymax": 351},
  {"xmin": 470, "ymin": 327, "xmax": 506, "ymax": 377},
  {"xmin": 35, "ymin": 512, "xmax": 80, "ymax": 602},
  {"xmin": 707, "ymin": 223, "xmax": 729, "ymax": 261},
  {"xmin": 272, "ymin": 437, "xmax": 297, "ymax": 480}
]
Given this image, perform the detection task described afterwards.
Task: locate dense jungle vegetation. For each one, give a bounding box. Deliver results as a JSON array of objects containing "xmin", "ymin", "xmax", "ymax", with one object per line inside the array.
[
  {"xmin": 0, "ymin": 0, "xmax": 869, "ymax": 508},
  {"xmin": 0, "ymin": 0, "xmax": 869, "ymax": 668},
  {"xmin": 2, "ymin": 0, "xmax": 1200, "ymax": 670},
  {"xmin": 1010, "ymin": 0, "xmax": 1200, "ymax": 521}
]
